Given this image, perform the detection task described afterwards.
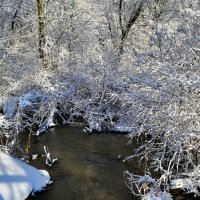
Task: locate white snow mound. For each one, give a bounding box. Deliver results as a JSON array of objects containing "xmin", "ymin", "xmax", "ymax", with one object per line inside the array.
[{"xmin": 0, "ymin": 153, "xmax": 50, "ymax": 200}]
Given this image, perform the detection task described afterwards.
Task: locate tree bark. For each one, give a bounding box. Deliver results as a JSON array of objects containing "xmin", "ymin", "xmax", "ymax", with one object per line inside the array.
[
  {"xmin": 11, "ymin": 0, "xmax": 22, "ymax": 31},
  {"xmin": 119, "ymin": 1, "xmax": 143, "ymax": 55},
  {"xmin": 37, "ymin": 0, "xmax": 48, "ymax": 69}
]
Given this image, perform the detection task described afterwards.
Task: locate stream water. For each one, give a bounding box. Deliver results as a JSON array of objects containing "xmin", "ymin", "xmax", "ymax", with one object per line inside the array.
[
  {"xmin": 22, "ymin": 126, "xmax": 142, "ymax": 200},
  {"xmin": 21, "ymin": 126, "xmax": 194, "ymax": 200}
]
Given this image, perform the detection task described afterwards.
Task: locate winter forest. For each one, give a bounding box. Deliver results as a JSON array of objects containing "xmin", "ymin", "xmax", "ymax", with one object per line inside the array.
[{"xmin": 0, "ymin": 0, "xmax": 200, "ymax": 199}]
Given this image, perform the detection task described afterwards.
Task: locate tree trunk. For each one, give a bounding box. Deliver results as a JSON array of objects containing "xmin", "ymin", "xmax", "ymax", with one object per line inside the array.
[
  {"xmin": 119, "ymin": 1, "xmax": 143, "ymax": 55},
  {"xmin": 37, "ymin": 0, "xmax": 48, "ymax": 69}
]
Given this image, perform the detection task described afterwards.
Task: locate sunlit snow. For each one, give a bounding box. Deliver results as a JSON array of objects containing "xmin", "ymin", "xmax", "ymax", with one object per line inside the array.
[{"xmin": 0, "ymin": 153, "xmax": 50, "ymax": 200}]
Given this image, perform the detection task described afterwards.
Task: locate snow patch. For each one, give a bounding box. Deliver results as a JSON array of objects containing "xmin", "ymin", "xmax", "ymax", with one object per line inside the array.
[
  {"xmin": 18, "ymin": 92, "xmax": 41, "ymax": 108},
  {"xmin": 0, "ymin": 115, "xmax": 10, "ymax": 130},
  {"xmin": 115, "ymin": 125, "xmax": 132, "ymax": 132},
  {"xmin": 0, "ymin": 97, "xmax": 3, "ymax": 111},
  {"xmin": 170, "ymin": 178, "xmax": 200, "ymax": 194},
  {"xmin": 170, "ymin": 178, "xmax": 193, "ymax": 189},
  {"xmin": 3, "ymin": 97, "xmax": 18, "ymax": 118},
  {"xmin": 46, "ymin": 105, "xmax": 57, "ymax": 128},
  {"xmin": 142, "ymin": 191, "xmax": 173, "ymax": 200}
]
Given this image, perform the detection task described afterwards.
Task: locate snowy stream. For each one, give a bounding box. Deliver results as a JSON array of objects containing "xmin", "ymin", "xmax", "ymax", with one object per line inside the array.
[{"xmin": 21, "ymin": 126, "xmax": 139, "ymax": 200}]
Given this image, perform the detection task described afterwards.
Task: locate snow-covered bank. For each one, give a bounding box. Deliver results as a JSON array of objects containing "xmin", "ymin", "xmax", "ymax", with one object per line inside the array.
[{"xmin": 0, "ymin": 153, "xmax": 51, "ymax": 200}]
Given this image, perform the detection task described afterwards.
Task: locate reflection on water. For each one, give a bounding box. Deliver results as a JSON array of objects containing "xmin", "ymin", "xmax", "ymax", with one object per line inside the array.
[{"xmin": 22, "ymin": 126, "xmax": 141, "ymax": 200}]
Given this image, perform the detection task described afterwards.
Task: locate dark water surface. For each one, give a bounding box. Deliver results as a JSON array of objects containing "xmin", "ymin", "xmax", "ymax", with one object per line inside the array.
[
  {"xmin": 23, "ymin": 126, "xmax": 141, "ymax": 200},
  {"xmin": 21, "ymin": 126, "xmax": 196, "ymax": 200}
]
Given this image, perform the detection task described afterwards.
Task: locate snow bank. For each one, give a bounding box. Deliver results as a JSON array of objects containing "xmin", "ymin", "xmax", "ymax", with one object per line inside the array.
[
  {"xmin": 0, "ymin": 153, "xmax": 51, "ymax": 200},
  {"xmin": 142, "ymin": 191, "xmax": 173, "ymax": 200},
  {"xmin": 115, "ymin": 125, "xmax": 133, "ymax": 133}
]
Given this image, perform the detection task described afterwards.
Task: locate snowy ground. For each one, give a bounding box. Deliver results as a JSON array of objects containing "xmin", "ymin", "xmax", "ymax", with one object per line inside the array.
[{"xmin": 0, "ymin": 153, "xmax": 51, "ymax": 200}]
